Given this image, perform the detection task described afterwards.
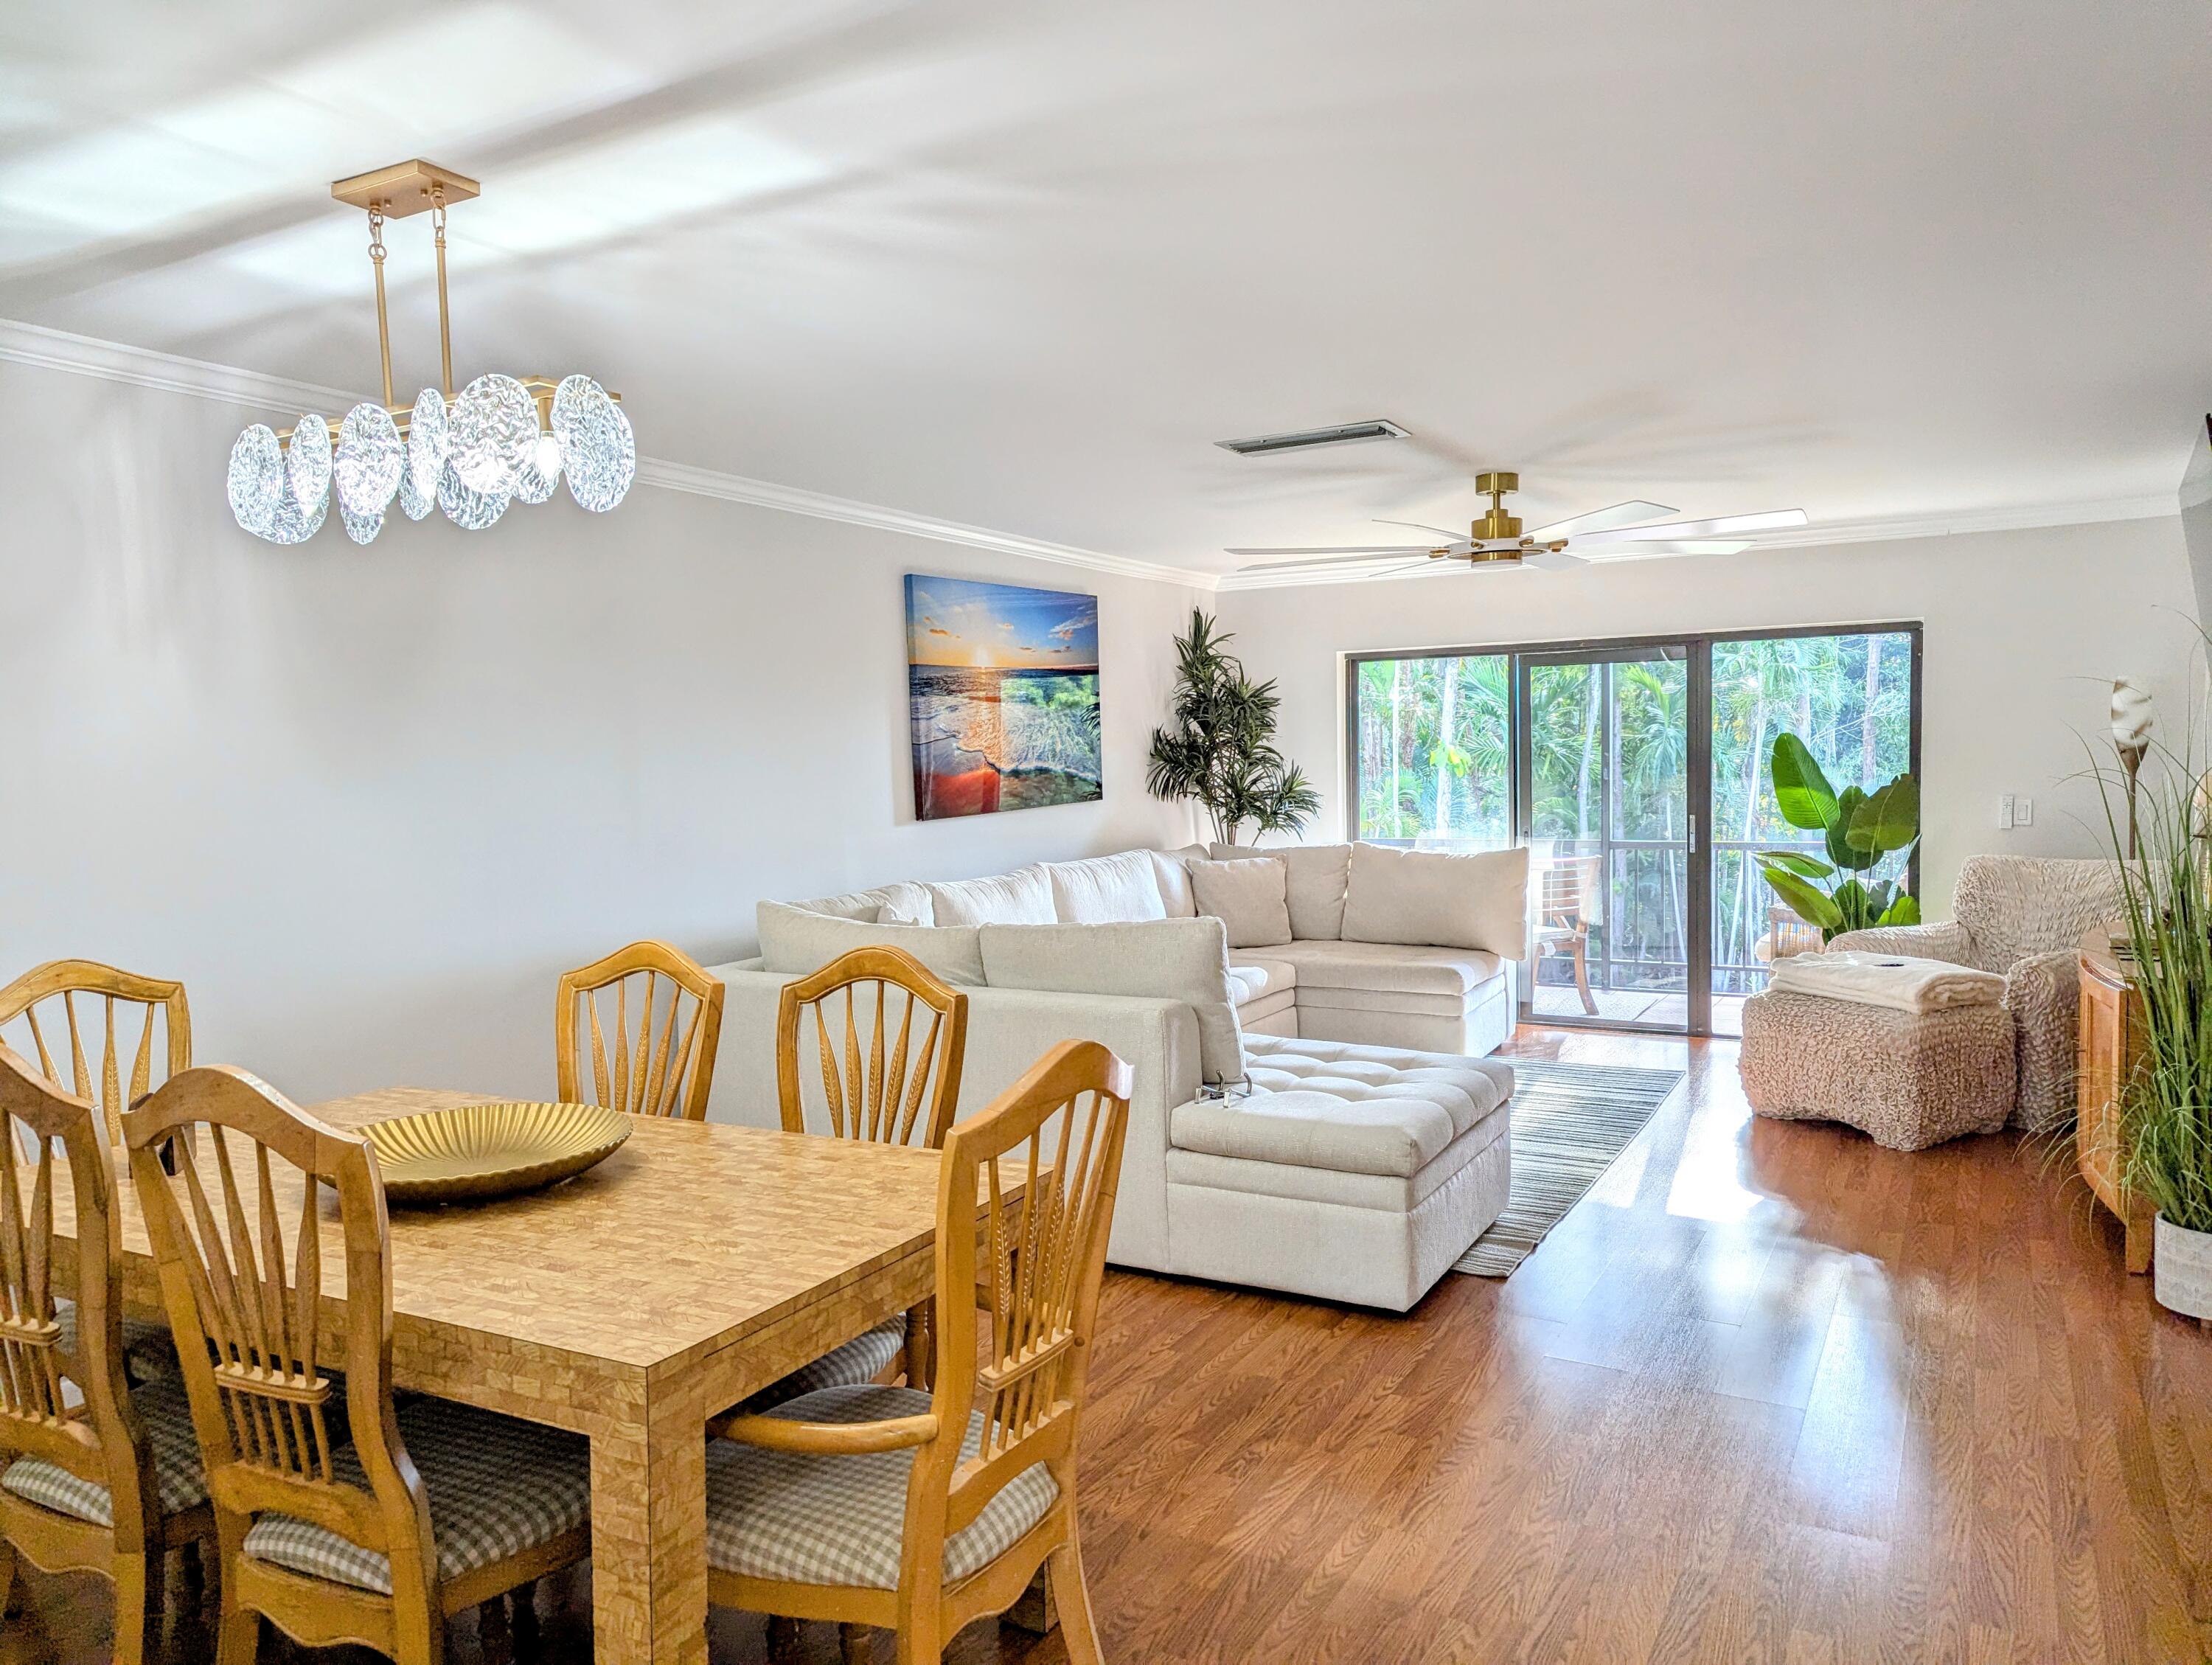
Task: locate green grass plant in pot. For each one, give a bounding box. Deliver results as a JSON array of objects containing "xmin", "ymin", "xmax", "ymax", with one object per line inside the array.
[
  {"xmin": 1753, "ymin": 732, "xmax": 1920, "ymax": 942},
  {"xmin": 2093, "ymin": 689, "xmax": 2212, "ymax": 1320}
]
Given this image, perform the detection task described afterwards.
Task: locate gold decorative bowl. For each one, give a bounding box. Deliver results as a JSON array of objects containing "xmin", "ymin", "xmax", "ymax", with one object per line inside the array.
[{"xmin": 366, "ymin": 1101, "xmax": 633, "ymax": 1205}]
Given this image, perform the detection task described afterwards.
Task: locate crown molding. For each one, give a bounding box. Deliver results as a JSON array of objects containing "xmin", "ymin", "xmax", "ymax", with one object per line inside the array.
[
  {"xmin": 0, "ymin": 316, "xmax": 367, "ymax": 412},
  {"xmin": 1214, "ymin": 490, "xmax": 2184, "ymax": 590},
  {"xmin": 0, "ymin": 317, "xmax": 1219, "ymax": 592},
  {"xmin": 634, "ymin": 458, "xmax": 1213, "ymax": 588}
]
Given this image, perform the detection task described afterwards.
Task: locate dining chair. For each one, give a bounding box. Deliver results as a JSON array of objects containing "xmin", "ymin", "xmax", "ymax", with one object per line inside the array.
[
  {"xmin": 123, "ymin": 1064, "xmax": 593, "ymax": 1665},
  {"xmin": 554, "ymin": 939, "xmax": 726, "ymax": 1120},
  {"xmin": 0, "ymin": 959, "xmax": 192, "ymax": 1149},
  {"xmin": 0, "ymin": 1042, "xmax": 215, "ymax": 1665},
  {"xmin": 0, "ymin": 961, "xmax": 190, "ymax": 1383},
  {"xmin": 743, "ymin": 945, "xmax": 970, "ymax": 1408},
  {"xmin": 703, "ymin": 1037, "xmax": 1130, "ymax": 1665}
]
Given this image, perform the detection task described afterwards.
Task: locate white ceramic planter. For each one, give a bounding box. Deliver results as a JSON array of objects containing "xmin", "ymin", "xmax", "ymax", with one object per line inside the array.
[{"xmin": 2154, "ymin": 1214, "xmax": 2212, "ymax": 1320}]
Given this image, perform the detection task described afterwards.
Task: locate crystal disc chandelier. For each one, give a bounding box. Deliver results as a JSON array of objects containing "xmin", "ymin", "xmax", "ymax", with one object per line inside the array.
[{"xmin": 226, "ymin": 160, "xmax": 635, "ymax": 544}]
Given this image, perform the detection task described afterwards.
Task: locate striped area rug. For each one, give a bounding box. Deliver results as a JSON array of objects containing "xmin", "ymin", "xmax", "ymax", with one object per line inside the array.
[{"xmin": 1453, "ymin": 1058, "xmax": 1685, "ymax": 1278}]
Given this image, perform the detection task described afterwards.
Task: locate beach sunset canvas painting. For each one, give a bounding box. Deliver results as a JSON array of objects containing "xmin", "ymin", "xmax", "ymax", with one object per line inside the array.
[{"xmin": 906, "ymin": 574, "xmax": 1102, "ymax": 819}]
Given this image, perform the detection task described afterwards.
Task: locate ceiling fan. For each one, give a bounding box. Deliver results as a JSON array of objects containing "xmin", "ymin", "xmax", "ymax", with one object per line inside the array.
[{"xmin": 1228, "ymin": 472, "xmax": 1808, "ymax": 577}]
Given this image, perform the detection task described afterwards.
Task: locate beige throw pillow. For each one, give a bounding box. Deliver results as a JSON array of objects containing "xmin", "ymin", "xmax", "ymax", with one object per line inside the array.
[
  {"xmin": 1147, "ymin": 845, "xmax": 1207, "ymax": 918},
  {"xmin": 924, "ymin": 865, "xmax": 1056, "ymax": 926},
  {"xmin": 787, "ymin": 880, "xmax": 934, "ymax": 925},
  {"xmin": 1339, "ymin": 843, "xmax": 1531, "ymax": 959},
  {"xmin": 1186, "ymin": 856, "xmax": 1293, "ymax": 950},
  {"xmin": 1208, "ymin": 842, "xmax": 1352, "ymax": 940},
  {"xmin": 1043, "ymin": 852, "xmax": 1169, "ymax": 924},
  {"xmin": 756, "ymin": 902, "xmax": 986, "ymax": 986},
  {"xmin": 978, "ymin": 917, "xmax": 1245, "ymax": 1083}
]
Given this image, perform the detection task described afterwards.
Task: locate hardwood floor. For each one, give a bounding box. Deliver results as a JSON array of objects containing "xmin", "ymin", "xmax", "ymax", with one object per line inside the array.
[{"xmin": 10, "ymin": 1027, "xmax": 2210, "ymax": 1663}]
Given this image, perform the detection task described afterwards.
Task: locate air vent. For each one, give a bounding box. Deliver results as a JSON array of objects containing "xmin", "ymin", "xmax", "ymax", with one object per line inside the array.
[{"xmin": 1215, "ymin": 419, "xmax": 1410, "ymax": 456}]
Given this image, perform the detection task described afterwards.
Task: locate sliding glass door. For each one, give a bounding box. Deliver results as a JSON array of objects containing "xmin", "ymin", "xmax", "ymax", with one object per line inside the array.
[
  {"xmin": 1515, "ymin": 646, "xmax": 1700, "ymax": 1032},
  {"xmin": 1348, "ymin": 624, "xmax": 1919, "ymax": 1037}
]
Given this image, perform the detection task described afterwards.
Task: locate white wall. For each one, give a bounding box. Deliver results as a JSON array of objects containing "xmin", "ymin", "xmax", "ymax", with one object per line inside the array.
[
  {"xmin": 1216, "ymin": 515, "xmax": 2202, "ymax": 914},
  {"xmin": 0, "ymin": 364, "xmax": 1203, "ymax": 1102}
]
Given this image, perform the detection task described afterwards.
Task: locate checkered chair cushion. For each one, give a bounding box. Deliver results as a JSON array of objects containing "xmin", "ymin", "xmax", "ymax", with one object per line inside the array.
[
  {"xmin": 53, "ymin": 1298, "xmax": 181, "ymax": 1383},
  {"xmin": 241, "ymin": 1399, "xmax": 589, "ymax": 1596},
  {"xmin": 704, "ymin": 1384, "xmax": 1060, "ymax": 1589},
  {"xmin": 742, "ymin": 1316, "xmax": 906, "ymax": 1414},
  {"xmin": 0, "ymin": 1376, "xmax": 208, "ymax": 1526}
]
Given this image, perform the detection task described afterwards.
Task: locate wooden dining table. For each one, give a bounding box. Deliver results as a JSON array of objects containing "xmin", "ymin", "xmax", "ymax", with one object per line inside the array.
[{"xmin": 68, "ymin": 1085, "xmax": 950, "ymax": 1665}]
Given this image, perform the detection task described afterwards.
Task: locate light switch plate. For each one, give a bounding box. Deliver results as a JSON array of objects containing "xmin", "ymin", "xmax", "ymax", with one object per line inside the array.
[
  {"xmin": 1999, "ymin": 794, "xmax": 2015, "ymax": 830},
  {"xmin": 2016, "ymin": 796, "xmax": 2034, "ymax": 826}
]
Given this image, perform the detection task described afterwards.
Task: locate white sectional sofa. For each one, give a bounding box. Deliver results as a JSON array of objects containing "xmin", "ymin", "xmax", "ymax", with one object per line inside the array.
[{"xmin": 705, "ymin": 841, "xmax": 1529, "ymax": 1310}]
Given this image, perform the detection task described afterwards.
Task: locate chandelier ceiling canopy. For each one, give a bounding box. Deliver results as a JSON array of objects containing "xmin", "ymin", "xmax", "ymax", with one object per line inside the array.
[{"xmin": 226, "ymin": 159, "xmax": 634, "ymax": 544}]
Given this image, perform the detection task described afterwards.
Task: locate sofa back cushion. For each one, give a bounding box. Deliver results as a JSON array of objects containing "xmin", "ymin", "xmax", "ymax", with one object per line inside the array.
[
  {"xmin": 978, "ymin": 917, "xmax": 1245, "ymax": 1083},
  {"xmin": 1043, "ymin": 852, "xmax": 1169, "ymax": 924},
  {"xmin": 924, "ymin": 865, "xmax": 1056, "ymax": 926},
  {"xmin": 1187, "ymin": 856, "xmax": 1294, "ymax": 949},
  {"xmin": 756, "ymin": 902, "xmax": 986, "ymax": 986},
  {"xmin": 1148, "ymin": 845, "xmax": 1206, "ymax": 918},
  {"xmin": 1340, "ymin": 843, "xmax": 1531, "ymax": 959},
  {"xmin": 1209, "ymin": 842, "xmax": 1352, "ymax": 939}
]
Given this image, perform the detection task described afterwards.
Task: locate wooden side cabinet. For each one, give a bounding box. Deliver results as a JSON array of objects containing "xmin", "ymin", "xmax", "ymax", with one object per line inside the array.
[{"xmin": 2077, "ymin": 925, "xmax": 2154, "ymax": 1273}]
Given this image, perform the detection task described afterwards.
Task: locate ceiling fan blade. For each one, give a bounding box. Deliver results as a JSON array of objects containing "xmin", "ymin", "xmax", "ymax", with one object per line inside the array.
[
  {"xmin": 1521, "ymin": 546, "xmax": 1589, "ymax": 571},
  {"xmin": 1373, "ymin": 559, "xmax": 1444, "ymax": 578},
  {"xmin": 1582, "ymin": 508, "xmax": 1808, "ymax": 543},
  {"xmin": 1225, "ymin": 545, "xmax": 1435, "ymax": 557},
  {"xmin": 1231, "ymin": 549, "xmax": 1436, "ymax": 572},
  {"xmin": 1523, "ymin": 499, "xmax": 1677, "ymax": 540},
  {"xmin": 1572, "ymin": 540, "xmax": 1751, "ymax": 561},
  {"xmin": 1374, "ymin": 517, "xmax": 1468, "ymax": 539}
]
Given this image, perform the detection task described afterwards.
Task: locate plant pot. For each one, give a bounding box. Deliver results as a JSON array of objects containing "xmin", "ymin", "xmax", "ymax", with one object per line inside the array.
[{"xmin": 2153, "ymin": 1214, "xmax": 2212, "ymax": 1320}]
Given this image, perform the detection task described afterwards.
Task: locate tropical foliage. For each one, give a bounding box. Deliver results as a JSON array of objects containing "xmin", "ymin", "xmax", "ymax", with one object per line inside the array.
[
  {"xmin": 1753, "ymin": 732, "xmax": 1920, "ymax": 941},
  {"xmin": 1353, "ymin": 633, "xmax": 1915, "ymax": 992},
  {"xmin": 1149, "ymin": 610, "xmax": 1320, "ymax": 843}
]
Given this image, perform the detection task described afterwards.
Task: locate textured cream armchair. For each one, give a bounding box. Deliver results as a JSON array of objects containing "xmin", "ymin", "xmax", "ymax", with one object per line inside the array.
[{"xmin": 1830, "ymin": 854, "xmax": 2121, "ymax": 1133}]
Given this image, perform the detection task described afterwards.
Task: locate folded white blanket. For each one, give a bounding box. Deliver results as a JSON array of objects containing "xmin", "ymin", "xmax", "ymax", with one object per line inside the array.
[{"xmin": 1768, "ymin": 950, "xmax": 2006, "ymax": 1015}]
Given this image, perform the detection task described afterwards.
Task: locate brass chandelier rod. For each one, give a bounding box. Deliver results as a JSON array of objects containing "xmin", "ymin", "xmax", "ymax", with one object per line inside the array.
[
  {"xmin": 366, "ymin": 204, "xmax": 394, "ymax": 409},
  {"xmin": 352, "ymin": 178, "xmax": 457, "ymax": 414},
  {"xmin": 431, "ymin": 184, "xmax": 453, "ymax": 398}
]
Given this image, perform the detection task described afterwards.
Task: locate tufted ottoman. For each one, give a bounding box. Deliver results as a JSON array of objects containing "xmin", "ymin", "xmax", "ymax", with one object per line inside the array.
[
  {"xmin": 1739, "ymin": 990, "xmax": 2014, "ymax": 1152},
  {"xmin": 1160, "ymin": 1034, "xmax": 1513, "ymax": 1310}
]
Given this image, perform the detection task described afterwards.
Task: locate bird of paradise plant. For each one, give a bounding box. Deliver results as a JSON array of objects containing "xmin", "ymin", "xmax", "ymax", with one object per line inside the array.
[{"xmin": 1754, "ymin": 732, "xmax": 1920, "ymax": 941}]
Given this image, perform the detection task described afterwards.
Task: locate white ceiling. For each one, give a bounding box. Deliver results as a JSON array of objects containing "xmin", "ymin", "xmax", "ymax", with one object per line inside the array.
[{"xmin": 5, "ymin": 0, "xmax": 2210, "ymax": 578}]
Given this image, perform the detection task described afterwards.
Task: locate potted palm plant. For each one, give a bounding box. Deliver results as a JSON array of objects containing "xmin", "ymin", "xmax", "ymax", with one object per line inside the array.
[
  {"xmin": 1147, "ymin": 609, "xmax": 1319, "ymax": 844},
  {"xmin": 2096, "ymin": 690, "xmax": 2212, "ymax": 1318}
]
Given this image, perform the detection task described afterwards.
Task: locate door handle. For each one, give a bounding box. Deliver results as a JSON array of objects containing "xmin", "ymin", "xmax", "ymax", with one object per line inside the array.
[{"xmin": 1688, "ymin": 813, "xmax": 1699, "ymax": 855}]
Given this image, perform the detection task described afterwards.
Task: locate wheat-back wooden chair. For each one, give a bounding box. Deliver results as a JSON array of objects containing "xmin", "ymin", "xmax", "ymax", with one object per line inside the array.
[
  {"xmin": 0, "ymin": 962, "xmax": 189, "ymax": 1381},
  {"xmin": 750, "ymin": 945, "xmax": 970, "ymax": 1408},
  {"xmin": 554, "ymin": 940, "xmax": 726, "ymax": 1120},
  {"xmin": 123, "ymin": 1065, "xmax": 592, "ymax": 1665},
  {"xmin": 0, "ymin": 960, "xmax": 192, "ymax": 1149},
  {"xmin": 0, "ymin": 1042, "xmax": 214, "ymax": 1664},
  {"xmin": 704, "ymin": 1038, "xmax": 1130, "ymax": 1665},
  {"xmin": 773, "ymin": 945, "xmax": 970, "ymax": 1153}
]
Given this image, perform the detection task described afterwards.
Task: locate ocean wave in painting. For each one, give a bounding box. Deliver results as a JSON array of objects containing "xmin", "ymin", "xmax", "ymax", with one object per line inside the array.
[{"xmin": 909, "ymin": 665, "xmax": 1102, "ymax": 818}]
